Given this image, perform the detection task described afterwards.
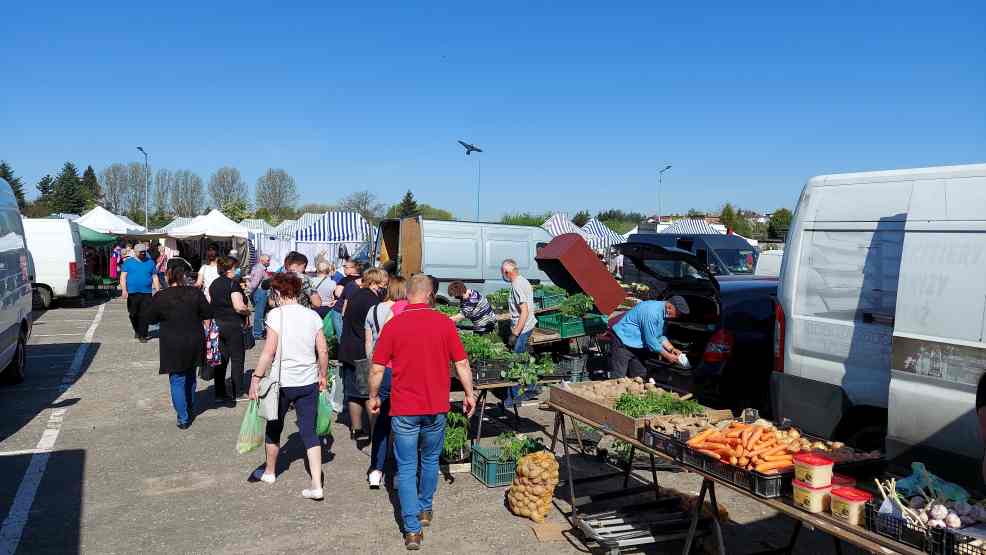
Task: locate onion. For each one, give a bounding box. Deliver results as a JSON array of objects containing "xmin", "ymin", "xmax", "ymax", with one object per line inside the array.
[
  {"xmin": 945, "ymin": 513, "xmax": 962, "ymax": 529},
  {"xmin": 918, "ymin": 511, "xmax": 930, "ymax": 524},
  {"xmin": 930, "ymin": 504, "xmax": 949, "ymax": 521},
  {"xmin": 928, "ymin": 519, "xmax": 946, "ymax": 529}
]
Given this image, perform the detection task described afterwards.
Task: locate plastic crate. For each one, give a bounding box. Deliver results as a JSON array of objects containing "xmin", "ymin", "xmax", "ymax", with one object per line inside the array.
[
  {"xmin": 642, "ymin": 429, "xmax": 683, "ymax": 461},
  {"xmin": 943, "ymin": 529, "xmax": 985, "ymax": 555},
  {"xmin": 470, "ymin": 444, "xmax": 517, "ymax": 487},
  {"xmin": 536, "ymin": 312, "xmax": 563, "ymax": 329},
  {"xmin": 557, "ymin": 354, "xmax": 588, "ymax": 375},
  {"xmin": 680, "ymin": 447, "xmax": 713, "ymax": 472},
  {"xmin": 864, "ymin": 501, "xmax": 932, "ymax": 552},
  {"xmin": 535, "ymin": 291, "xmax": 566, "ymax": 310},
  {"xmin": 470, "ymin": 361, "xmax": 508, "ymax": 383},
  {"xmin": 582, "ymin": 313, "xmax": 608, "ymax": 335}
]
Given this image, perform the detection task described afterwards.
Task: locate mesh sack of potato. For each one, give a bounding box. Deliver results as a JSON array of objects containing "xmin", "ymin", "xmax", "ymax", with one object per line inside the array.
[{"xmin": 506, "ymin": 451, "xmax": 560, "ymax": 523}]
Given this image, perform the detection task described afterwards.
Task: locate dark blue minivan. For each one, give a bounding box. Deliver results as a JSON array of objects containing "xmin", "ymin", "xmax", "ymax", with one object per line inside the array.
[{"xmin": 626, "ymin": 233, "xmax": 758, "ymax": 276}]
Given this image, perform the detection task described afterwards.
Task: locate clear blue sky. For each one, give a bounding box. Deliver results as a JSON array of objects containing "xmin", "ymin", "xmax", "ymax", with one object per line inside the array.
[{"xmin": 3, "ymin": 1, "xmax": 983, "ymax": 220}]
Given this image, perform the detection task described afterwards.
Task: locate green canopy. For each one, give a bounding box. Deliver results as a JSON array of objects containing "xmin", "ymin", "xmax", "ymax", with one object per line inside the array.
[{"xmin": 77, "ymin": 224, "xmax": 118, "ymax": 246}]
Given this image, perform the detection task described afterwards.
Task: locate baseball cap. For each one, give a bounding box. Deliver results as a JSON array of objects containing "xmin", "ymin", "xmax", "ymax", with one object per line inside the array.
[
  {"xmin": 668, "ymin": 295, "xmax": 690, "ymax": 315},
  {"xmin": 134, "ymin": 244, "xmax": 147, "ymax": 253}
]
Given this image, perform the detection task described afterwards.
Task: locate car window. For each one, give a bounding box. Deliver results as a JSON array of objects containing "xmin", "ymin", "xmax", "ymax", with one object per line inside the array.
[{"xmin": 715, "ymin": 249, "xmax": 757, "ymax": 275}]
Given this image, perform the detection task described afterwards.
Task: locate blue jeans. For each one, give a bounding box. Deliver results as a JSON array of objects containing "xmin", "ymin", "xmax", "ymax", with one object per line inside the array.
[
  {"xmin": 505, "ymin": 329, "xmax": 535, "ymax": 404},
  {"xmin": 169, "ymin": 369, "xmax": 196, "ymax": 426},
  {"xmin": 369, "ymin": 369, "xmax": 393, "ymax": 473},
  {"xmin": 252, "ymin": 288, "xmax": 269, "ymax": 338},
  {"xmin": 392, "ymin": 414, "xmax": 446, "ymax": 533}
]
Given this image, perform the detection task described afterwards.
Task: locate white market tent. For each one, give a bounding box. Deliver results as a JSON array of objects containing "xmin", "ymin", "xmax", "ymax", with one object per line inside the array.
[
  {"xmin": 158, "ymin": 216, "xmax": 196, "ymax": 232},
  {"xmin": 239, "ymin": 218, "xmax": 276, "ymax": 235},
  {"xmin": 76, "ymin": 206, "xmax": 147, "ymax": 235},
  {"xmin": 541, "ymin": 213, "xmax": 600, "ymax": 251},
  {"xmin": 167, "ymin": 210, "xmax": 250, "ymax": 239},
  {"xmin": 250, "ymin": 212, "xmax": 374, "ymax": 270},
  {"xmin": 580, "ymin": 218, "xmax": 625, "ymax": 249}
]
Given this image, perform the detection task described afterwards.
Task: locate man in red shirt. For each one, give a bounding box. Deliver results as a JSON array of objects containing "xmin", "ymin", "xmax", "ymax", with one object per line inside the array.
[{"xmin": 369, "ymin": 274, "xmax": 475, "ymax": 550}]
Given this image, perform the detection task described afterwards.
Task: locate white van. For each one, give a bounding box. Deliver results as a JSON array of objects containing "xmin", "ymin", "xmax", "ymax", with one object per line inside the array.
[
  {"xmin": 372, "ymin": 217, "xmax": 553, "ymax": 301},
  {"xmin": 23, "ymin": 218, "xmax": 85, "ymax": 308},
  {"xmin": 773, "ymin": 163, "xmax": 986, "ymax": 484},
  {"xmin": 0, "ymin": 180, "xmax": 33, "ymax": 383}
]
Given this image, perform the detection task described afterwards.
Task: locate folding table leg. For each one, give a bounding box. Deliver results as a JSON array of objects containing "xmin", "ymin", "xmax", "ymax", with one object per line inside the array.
[
  {"xmin": 682, "ymin": 478, "xmax": 711, "ymax": 555},
  {"xmin": 558, "ymin": 414, "xmax": 579, "ymax": 523},
  {"xmin": 472, "ymin": 390, "xmax": 488, "ymax": 446},
  {"xmin": 570, "ymin": 416, "xmax": 587, "ymax": 454},
  {"xmin": 622, "ymin": 446, "xmax": 636, "ymax": 488},
  {"xmin": 648, "ymin": 452, "xmax": 660, "ymax": 499},
  {"xmin": 549, "ymin": 412, "xmax": 562, "ymax": 453}
]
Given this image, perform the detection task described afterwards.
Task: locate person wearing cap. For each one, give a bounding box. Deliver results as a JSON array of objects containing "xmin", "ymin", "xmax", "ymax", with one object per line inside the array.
[
  {"xmin": 609, "ymin": 295, "xmax": 690, "ymax": 379},
  {"xmin": 120, "ymin": 243, "xmax": 160, "ymax": 342}
]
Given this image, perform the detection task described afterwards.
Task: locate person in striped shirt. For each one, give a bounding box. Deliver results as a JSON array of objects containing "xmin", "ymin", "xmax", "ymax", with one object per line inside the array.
[{"xmin": 446, "ymin": 281, "xmax": 497, "ymax": 334}]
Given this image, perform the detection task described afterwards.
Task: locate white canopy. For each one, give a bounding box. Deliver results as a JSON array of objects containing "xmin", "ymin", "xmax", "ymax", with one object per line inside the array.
[
  {"xmin": 167, "ymin": 210, "xmax": 250, "ymax": 239},
  {"xmin": 76, "ymin": 206, "xmax": 147, "ymax": 235}
]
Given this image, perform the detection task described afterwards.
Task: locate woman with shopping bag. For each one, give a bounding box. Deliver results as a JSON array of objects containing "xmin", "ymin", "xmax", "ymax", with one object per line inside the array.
[{"xmin": 248, "ymin": 272, "xmax": 330, "ymax": 500}]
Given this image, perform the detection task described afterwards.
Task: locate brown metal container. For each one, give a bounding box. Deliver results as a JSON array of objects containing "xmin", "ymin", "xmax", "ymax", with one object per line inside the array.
[{"xmin": 535, "ymin": 233, "xmax": 626, "ymax": 315}]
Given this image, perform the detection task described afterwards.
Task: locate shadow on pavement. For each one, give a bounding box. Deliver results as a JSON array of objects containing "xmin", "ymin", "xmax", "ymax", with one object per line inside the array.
[
  {"xmin": 0, "ymin": 449, "xmax": 85, "ymax": 554},
  {"xmin": 0, "ymin": 343, "xmax": 100, "ymax": 444}
]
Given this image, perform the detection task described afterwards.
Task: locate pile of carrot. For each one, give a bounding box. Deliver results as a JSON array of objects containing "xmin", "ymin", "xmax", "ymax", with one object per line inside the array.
[{"xmin": 685, "ymin": 422, "xmax": 798, "ymax": 474}]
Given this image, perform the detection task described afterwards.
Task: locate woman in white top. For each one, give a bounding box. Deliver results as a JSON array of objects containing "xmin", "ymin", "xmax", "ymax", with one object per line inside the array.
[
  {"xmin": 248, "ymin": 272, "xmax": 330, "ymax": 500},
  {"xmin": 195, "ymin": 244, "xmax": 220, "ymax": 300}
]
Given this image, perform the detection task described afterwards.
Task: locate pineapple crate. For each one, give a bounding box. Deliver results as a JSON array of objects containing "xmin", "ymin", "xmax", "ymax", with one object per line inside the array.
[{"xmin": 470, "ymin": 443, "xmax": 517, "ymax": 487}]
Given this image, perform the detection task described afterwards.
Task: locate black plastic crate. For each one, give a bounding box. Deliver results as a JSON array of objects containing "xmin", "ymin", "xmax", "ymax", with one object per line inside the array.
[
  {"xmin": 643, "ymin": 429, "xmax": 683, "ymax": 461},
  {"xmin": 864, "ymin": 501, "xmax": 932, "ymax": 552},
  {"xmin": 471, "ymin": 361, "xmax": 508, "ymax": 383},
  {"xmin": 680, "ymin": 447, "xmax": 712, "ymax": 472},
  {"xmin": 943, "ymin": 529, "xmax": 986, "ymax": 555},
  {"xmin": 707, "ymin": 458, "xmax": 736, "ymax": 482},
  {"xmin": 751, "ymin": 470, "xmax": 790, "ymax": 498}
]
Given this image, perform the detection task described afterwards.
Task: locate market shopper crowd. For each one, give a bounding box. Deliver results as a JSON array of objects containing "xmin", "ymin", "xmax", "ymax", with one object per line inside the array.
[{"xmin": 125, "ymin": 245, "xmax": 482, "ymax": 550}]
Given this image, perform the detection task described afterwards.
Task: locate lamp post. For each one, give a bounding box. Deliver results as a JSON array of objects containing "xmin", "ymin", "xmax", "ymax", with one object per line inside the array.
[
  {"xmin": 658, "ymin": 164, "xmax": 672, "ymax": 222},
  {"xmin": 457, "ymin": 140, "xmax": 483, "ymax": 221},
  {"xmin": 137, "ymin": 146, "xmax": 149, "ymax": 228}
]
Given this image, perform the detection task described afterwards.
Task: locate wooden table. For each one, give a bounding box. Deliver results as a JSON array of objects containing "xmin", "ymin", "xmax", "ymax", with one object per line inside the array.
[{"xmin": 547, "ymin": 402, "xmax": 924, "ymax": 555}]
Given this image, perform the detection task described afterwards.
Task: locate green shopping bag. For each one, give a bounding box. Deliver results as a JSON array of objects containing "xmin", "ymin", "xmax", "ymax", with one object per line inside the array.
[
  {"xmin": 236, "ymin": 400, "xmax": 265, "ymax": 454},
  {"xmin": 316, "ymin": 390, "xmax": 334, "ymax": 437}
]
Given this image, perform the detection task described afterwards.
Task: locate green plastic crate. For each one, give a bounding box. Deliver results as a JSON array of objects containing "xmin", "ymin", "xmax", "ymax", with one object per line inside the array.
[
  {"xmin": 471, "ymin": 444, "xmax": 517, "ymax": 487},
  {"xmin": 536, "ymin": 312, "xmax": 563, "ymax": 329},
  {"xmin": 534, "ymin": 291, "xmax": 566, "ymax": 310}
]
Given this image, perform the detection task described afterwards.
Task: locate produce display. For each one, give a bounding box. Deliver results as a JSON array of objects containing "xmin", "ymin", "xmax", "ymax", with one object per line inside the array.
[
  {"xmin": 573, "ymin": 376, "xmax": 681, "ymax": 405},
  {"xmin": 506, "ymin": 451, "xmax": 560, "ymax": 523},
  {"xmin": 648, "ymin": 411, "xmax": 735, "ymax": 438},
  {"xmin": 486, "ymin": 288, "xmax": 511, "ymax": 310},
  {"xmin": 436, "ymin": 304, "xmax": 460, "ymax": 316},
  {"xmin": 459, "ymin": 332, "xmax": 518, "ymax": 364},
  {"xmin": 875, "ymin": 477, "xmax": 986, "ymax": 534},
  {"xmin": 686, "ymin": 421, "xmax": 803, "ymax": 474},
  {"xmin": 613, "ymin": 390, "xmax": 704, "ymax": 418},
  {"xmin": 442, "ymin": 410, "xmax": 470, "ymax": 462},
  {"xmin": 494, "ymin": 432, "xmax": 546, "ymax": 463},
  {"xmin": 558, "ymin": 293, "xmax": 595, "ymax": 318},
  {"xmin": 501, "ymin": 354, "xmax": 556, "ymax": 386}
]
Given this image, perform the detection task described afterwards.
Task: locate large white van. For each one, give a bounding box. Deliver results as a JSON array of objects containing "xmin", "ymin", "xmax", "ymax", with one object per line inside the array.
[
  {"xmin": 0, "ymin": 180, "xmax": 33, "ymax": 383},
  {"xmin": 371, "ymin": 217, "xmax": 553, "ymax": 301},
  {"xmin": 22, "ymin": 218, "xmax": 85, "ymax": 308},
  {"xmin": 772, "ymin": 163, "xmax": 986, "ymax": 484}
]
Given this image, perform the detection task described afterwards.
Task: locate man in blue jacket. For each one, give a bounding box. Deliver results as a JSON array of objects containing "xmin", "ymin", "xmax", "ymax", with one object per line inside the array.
[{"xmin": 609, "ymin": 296, "xmax": 690, "ymax": 379}]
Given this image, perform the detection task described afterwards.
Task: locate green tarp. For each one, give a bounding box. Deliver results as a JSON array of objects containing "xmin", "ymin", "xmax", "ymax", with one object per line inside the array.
[{"xmin": 77, "ymin": 225, "xmax": 118, "ymax": 246}]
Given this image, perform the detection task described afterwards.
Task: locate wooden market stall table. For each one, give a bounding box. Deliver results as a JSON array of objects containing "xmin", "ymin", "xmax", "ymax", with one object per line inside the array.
[{"xmin": 546, "ymin": 401, "xmax": 924, "ymax": 555}]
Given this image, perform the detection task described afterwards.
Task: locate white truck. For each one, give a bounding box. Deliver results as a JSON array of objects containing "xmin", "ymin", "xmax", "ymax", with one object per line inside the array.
[{"xmin": 22, "ymin": 218, "xmax": 86, "ymax": 308}]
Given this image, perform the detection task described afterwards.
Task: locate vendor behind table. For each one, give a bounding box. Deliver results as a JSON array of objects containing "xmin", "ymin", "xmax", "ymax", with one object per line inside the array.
[{"xmin": 609, "ymin": 296, "xmax": 689, "ymax": 379}]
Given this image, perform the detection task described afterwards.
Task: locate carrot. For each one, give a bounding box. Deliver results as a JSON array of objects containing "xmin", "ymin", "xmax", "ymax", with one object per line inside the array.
[
  {"xmin": 735, "ymin": 444, "xmax": 745, "ymax": 458},
  {"xmin": 763, "ymin": 454, "xmax": 793, "ymax": 462},
  {"xmin": 738, "ymin": 456, "xmax": 750, "ymax": 467},
  {"xmin": 740, "ymin": 428, "xmax": 752, "ymax": 445},
  {"xmin": 760, "ymin": 444, "xmax": 788, "ymax": 457},
  {"xmin": 725, "ymin": 429, "xmax": 743, "ymax": 438},
  {"xmin": 724, "ymin": 437, "xmax": 740, "ymax": 446},
  {"xmin": 729, "ymin": 456, "xmax": 738, "ymax": 465},
  {"xmin": 746, "ymin": 427, "xmax": 764, "ymax": 450},
  {"xmin": 755, "ymin": 461, "xmax": 794, "ymax": 473},
  {"xmin": 687, "ymin": 429, "xmax": 717, "ymax": 446},
  {"xmin": 697, "ymin": 449, "xmax": 721, "ymax": 460}
]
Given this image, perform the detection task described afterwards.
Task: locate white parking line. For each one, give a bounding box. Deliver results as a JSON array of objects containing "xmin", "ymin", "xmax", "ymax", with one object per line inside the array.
[
  {"xmin": 31, "ymin": 334, "xmax": 84, "ymax": 338},
  {"xmin": 0, "ymin": 304, "xmax": 104, "ymax": 554}
]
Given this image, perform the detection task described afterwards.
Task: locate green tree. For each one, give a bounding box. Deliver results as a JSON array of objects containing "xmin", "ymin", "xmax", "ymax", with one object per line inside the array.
[
  {"xmin": 768, "ymin": 208, "xmax": 793, "ymax": 239},
  {"xmin": 501, "ymin": 212, "xmax": 551, "ymax": 226},
  {"xmin": 253, "ymin": 207, "xmax": 274, "ymax": 223},
  {"xmin": 572, "ymin": 210, "xmax": 591, "ymax": 227},
  {"xmin": 222, "ymin": 198, "xmax": 250, "ymax": 222},
  {"xmin": 395, "ymin": 190, "xmax": 419, "ymax": 217},
  {"xmin": 80, "ymin": 165, "xmax": 102, "ymax": 208},
  {"xmin": 687, "ymin": 208, "xmax": 705, "ymax": 219},
  {"xmin": 718, "ymin": 203, "xmax": 752, "ymax": 236},
  {"xmin": 51, "ymin": 162, "xmax": 86, "ymax": 215},
  {"xmin": 36, "ymin": 174, "xmax": 55, "ymax": 207},
  {"xmin": 385, "ymin": 201, "xmax": 454, "ymax": 220},
  {"xmin": 0, "ymin": 161, "xmax": 26, "ymax": 209}
]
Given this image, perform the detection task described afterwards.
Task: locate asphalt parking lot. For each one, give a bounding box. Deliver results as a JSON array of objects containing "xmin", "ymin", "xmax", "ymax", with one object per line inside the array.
[{"xmin": 0, "ymin": 297, "xmax": 865, "ymax": 554}]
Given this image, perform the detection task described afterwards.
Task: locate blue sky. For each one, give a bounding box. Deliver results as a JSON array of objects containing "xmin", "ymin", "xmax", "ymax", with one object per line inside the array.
[{"xmin": 2, "ymin": 1, "xmax": 983, "ymax": 220}]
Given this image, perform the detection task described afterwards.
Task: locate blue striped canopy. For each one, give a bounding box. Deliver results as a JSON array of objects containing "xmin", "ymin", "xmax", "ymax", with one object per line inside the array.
[
  {"xmin": 581, "ymin": 218, "xmax": 625, "ymax": 248},
  {"xmin": 294, "ymin": 211, "xmax": 372, "ymax": 242},
  {"xmin": 660, "ymin": 219, "xmax": 722, "ymax": 235}
]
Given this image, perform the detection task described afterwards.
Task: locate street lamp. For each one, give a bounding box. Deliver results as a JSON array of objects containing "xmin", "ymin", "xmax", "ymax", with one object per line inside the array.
[
  {"xmin": 658, "ymin": 164, "xmax": 672, "ymax": 222},
  {"xmin": 136, "ymin": 146, "xmax": 149, "ymax": 228},
  {"xmin": 457, "ymin": 140, "xmax": 483, "ymax": 221}
]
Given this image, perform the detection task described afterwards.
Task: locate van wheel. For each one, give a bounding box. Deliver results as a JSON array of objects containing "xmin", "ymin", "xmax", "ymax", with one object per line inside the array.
[
  {"xmin": 0, "ymin": 329, "xmax": 26, "ymax": 385},
  {"xmin": 34, "ymin": 287, "xmax": 52, "ymax": 310}
]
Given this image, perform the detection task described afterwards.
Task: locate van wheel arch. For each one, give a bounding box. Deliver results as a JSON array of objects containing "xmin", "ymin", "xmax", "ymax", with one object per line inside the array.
[
  {"xmin": 0, "ymin": 324, "xmax": 27, "ymax": 384},
  {"xmin": 832, "ymin": 405, "xmax": 887, "ymax": 452},
  {"xmin": 33, "ymin": 285, "xmax": 53, "ymax": 310}
]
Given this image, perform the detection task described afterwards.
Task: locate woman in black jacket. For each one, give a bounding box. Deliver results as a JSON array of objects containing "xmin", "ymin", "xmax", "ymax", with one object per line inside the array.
[
  {"xmin": 145, "ymin": 259, "xmax": 213, "ymax": 429},
  {"xmin": 338, "ymin": 267, "xmax": 388, "ymax": 441},
  {"xmin": 209, "ymin": 256, "xmax": 252, "ymax": 402}
]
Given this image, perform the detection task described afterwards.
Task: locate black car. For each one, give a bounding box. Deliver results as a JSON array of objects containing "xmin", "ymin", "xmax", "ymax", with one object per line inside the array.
[
  {"xmin": 612, "ymin": 242, "xmax": 777, "ymax": 414},
  {"xmin": 626, "ymin": 233, "xmax": 759, "ymax": 276}
]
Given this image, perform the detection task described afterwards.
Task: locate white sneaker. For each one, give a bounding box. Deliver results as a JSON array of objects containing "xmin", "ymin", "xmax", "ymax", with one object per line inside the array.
[
  {"xmin": 302, "ymin": 488, "xmax": 324, "ymax": 500},
  {"xmin": 368, "ymin": 470, "xmax": 383, "ymax": 489},
  {"xmin": 253, "ymin": 469, "xmax": 275, "ymax": 484}
]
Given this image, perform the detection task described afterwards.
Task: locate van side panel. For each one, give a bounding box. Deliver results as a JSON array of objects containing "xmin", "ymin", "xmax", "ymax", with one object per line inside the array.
[{"xmin": 420, "ymin": 220, "xmax": 482, "ymax": 281}]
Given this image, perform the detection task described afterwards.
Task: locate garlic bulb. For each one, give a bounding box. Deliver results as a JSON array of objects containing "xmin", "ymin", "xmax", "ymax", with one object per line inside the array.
[
  {"xmin": 928, "ymin": 519, "xmax": 946, "ymax": 529},
  {"xmin": 930, "ymin": 504, "xmax": 949, "ymax": 521},
  {"xmin": 945, "ymin": 513, "xmax": 963, "ymax": 529}
]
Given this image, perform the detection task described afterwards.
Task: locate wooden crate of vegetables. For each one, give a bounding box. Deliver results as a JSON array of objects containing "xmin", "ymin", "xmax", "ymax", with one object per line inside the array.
[{"xmin": 549, "ymin": 377, "xmax": 705, "ymax": 440}]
